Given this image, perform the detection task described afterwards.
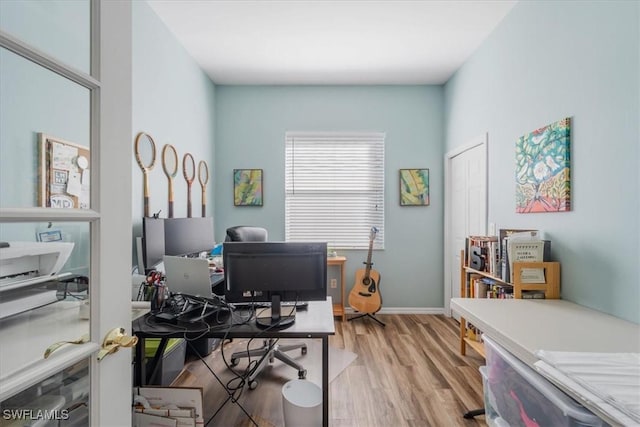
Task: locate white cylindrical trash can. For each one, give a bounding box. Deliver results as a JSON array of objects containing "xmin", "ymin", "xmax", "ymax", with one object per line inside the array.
[{"xmin": 281, "ymin": 379, "xmax": 322, "ymax": 427}]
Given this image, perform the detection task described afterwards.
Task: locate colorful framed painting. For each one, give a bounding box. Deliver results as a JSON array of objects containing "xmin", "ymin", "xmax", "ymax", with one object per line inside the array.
[
  {"xmin": 515, "ymin": 117, "xmax": 571, "ymax": 213},
  {"xmin": 400, "ymin": 168, "xmax": 429, "ymax": 206},
  {"xmin": 233, "ymin": 169, "xmax": 263, "ymax": 206}
]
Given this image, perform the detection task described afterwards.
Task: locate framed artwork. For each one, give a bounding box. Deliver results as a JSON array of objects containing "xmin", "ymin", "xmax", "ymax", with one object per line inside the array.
[
  {"xmin": 399, "ymin": 168, "xmax": 429, "ymax": 206},
  {"xmin": 233, "ymin": 169, "xmax": 263, "ymax": 206},
  {"xmin": 515, "ymin": 117, "xmax": 571, "ymax": 213},
  {"xmin": 38, "ymin": 133, "xmax": 90, "ymax": 209}
]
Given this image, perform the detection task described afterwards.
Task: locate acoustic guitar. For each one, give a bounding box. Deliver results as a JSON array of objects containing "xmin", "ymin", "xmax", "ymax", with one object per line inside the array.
[{"xmin": 348, "ymin": 227, "xmax": 382, "ymax": 314}]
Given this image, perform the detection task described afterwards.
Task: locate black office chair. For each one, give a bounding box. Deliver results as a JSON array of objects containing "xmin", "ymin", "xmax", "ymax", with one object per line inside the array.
[
  {"xmin": 225, "ymin": 225, "xmax": 269, "ymax": 242},
  {"xmin": 225, "ymin": 226, "xmax": 308, "ymax": 389}
]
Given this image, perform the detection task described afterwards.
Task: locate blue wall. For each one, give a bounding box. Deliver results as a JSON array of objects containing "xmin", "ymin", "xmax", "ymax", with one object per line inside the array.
[
  {"xmin": 214, "ymin": 86, "xmax": 444, "ymax": 309},
  {"xmin": 444, "ymin": 1, "xmax": 639, "ymax": 322},
  {"xmin": 132, "ymin": 1, "xmax": 217, "ymax": 260},
  {"xmin": 132, "ymin": 0, "xmax": 639, "ymax": 319}
]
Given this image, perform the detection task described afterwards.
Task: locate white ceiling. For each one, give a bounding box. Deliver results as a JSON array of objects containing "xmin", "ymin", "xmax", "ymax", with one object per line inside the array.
[{"xmin": 146, "ymin": 0, "xmax": 517, "ymax": 85}]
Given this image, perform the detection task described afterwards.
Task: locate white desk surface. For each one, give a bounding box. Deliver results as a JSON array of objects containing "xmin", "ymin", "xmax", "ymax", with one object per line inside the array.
[
  {"xmin": 450, "ymin": 298, "xmax": 640, "ymax": 426},
  {"xmin": 450, "ymin": 298, "xmax": 640, "ymax": 368}
]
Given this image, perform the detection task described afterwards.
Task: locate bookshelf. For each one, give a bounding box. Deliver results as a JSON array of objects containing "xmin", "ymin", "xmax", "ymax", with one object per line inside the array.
[{"xmin": 458, "ymin": 249, "xmax": 561, "ymax": 357}]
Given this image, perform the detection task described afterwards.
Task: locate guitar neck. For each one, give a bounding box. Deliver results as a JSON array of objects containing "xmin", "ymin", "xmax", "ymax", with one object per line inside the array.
[{"xmin": 364, "ymin": 239, "xmax": 374, "ymax": 275}]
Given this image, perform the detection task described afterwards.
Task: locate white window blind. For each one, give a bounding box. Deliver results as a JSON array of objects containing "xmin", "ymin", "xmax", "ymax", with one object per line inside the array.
[{"xmin": 285, "ymin": 132, "xmax": 385, "ymax": 249}]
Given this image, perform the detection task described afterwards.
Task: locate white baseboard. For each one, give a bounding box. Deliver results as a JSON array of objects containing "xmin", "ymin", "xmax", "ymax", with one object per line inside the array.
[{"xmin": 344, "ymin": 307, "xmax": 444, "ymax": 315}]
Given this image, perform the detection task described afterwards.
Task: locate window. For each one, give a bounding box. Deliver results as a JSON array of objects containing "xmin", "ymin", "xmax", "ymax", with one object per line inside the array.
[{"xmin": 285, "ymin": 132, "xmax": 385, "ymax": 249}]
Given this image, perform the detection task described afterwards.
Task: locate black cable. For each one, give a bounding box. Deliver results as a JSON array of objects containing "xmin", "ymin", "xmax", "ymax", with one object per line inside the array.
[
  {"xmin": 138, "ymin": 298, "xmax": 307, "ymax": 427},
  {"xmin": 220, "ymin": 304, "xmax": 257, "ymax": 399}
]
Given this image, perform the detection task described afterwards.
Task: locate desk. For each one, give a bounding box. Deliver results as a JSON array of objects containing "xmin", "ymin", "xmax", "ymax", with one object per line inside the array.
[
  {"xmin": 450, "ymin": 298, "xmax": 640, "ymax": 425},
  {"xmin": 132, "ymin": 298, "xmax": 335, "ymax": 427}
]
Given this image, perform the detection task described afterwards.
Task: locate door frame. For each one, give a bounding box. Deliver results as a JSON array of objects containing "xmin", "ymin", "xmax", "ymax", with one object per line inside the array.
[
  {"xmin": 443, "ymin": 134, "xmax": 488, "ymax": 317},
  {"xmin": 93, "ymin": 1, "xmax": 133, "ymax": 424},
  {"xmin": 0, "ymin": 1, "xmax": 133, "ymax": 424}
]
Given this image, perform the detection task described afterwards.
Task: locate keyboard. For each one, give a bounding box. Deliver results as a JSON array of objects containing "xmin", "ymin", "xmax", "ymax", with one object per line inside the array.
[{"xmin": 282, "ymin": 301, "xmax": 308, "ymax": 309}]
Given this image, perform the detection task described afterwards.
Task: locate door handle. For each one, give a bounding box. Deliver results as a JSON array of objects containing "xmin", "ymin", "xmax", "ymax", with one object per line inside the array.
[
  {"xmin": 44, "ymin": 333, "xmax": 90, "ymax": 359},
  {"xmin": 97, "ymin": 327, "xmax": 138, "ymax": 362}
]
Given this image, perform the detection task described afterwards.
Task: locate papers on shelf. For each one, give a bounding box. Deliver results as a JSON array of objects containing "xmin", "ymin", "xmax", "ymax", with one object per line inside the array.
[
  {"xmin": 133, "ymin": 387, "xmax": 203, "ymax": 427},
  {"xmin": 519, "ymin": 267, "xmax": 546, "ymax": 284},
  {"xmin": 505, "ymin": 233, "xmax": 549, "ymax": 282}
]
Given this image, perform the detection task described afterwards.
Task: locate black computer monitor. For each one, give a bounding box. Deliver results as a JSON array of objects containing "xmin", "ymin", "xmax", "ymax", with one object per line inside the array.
[
  {"xmin": 142, "ymin": 217, "xmax": 165, "ymax": 273},
  {"xmin": 223, "ymin": 241, "xmax": 327, "ymax": 329},
  {"xmin": 164, "ymin": 217, "xmax": 215, "ymax": 257}
]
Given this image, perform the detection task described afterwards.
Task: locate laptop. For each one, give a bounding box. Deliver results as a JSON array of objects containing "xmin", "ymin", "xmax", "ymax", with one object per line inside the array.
[{"xmin": 163, "ymin": 255, "xmax": 216, "ymax": 298}]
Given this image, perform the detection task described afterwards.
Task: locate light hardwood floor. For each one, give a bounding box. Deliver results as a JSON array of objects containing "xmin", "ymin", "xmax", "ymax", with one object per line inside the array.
[{"xmin": 174, "ymin": 314, "xmax": 487, "ymax": 427}]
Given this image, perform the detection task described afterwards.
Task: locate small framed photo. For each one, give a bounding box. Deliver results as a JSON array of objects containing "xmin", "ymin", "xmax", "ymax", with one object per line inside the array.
[
  {"xmin": 399, "ymin": 168, "xmax": 430, "ymax": 206},
  {"xmin": 233, "ymin": 169, "xmax": 263, "ymax": 206}
]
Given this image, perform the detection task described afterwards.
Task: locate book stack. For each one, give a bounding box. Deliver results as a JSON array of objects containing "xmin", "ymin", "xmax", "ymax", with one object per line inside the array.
[
  {"xmin": 487, "ymin": 283, "xmax": 514, "ymax": 299},
  {"xmin": 468, "ymin": 273, "xmax": 489, "ymax": 298},
  {"xmin": 466, "ymin": 236, "xmax": 499, "ymax": 275},
  {"xmin": 467, "ymin": 275, "xmax": 515, "ymax": 299},
  {"xmin": 521, "ymin": 290, "xmax": 546, "ymax": 299}
]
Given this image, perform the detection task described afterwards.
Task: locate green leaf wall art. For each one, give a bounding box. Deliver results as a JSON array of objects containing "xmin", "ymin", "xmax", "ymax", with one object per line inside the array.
[
  {"xmin": 400, "ymin": 168, "xmax": 429, "ymax": 206},
  {"xmin": 234, "ymin": 169, "xmax": 263, "ymax": 206}
]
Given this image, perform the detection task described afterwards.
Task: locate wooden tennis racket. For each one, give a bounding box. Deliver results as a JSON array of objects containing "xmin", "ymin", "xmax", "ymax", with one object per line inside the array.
[
  {"xmin": 134, "ymin": 132, "xmax": 157, "ymax": 217},
  {"xmin": 183, "ymin": 153, "xmax": 195, "ymax": 218},
  {"xmin": 198, "ymin": 160, "xmax": 209, "ymax": 217},
  {"xmin": 162, "ymin": 144, "xmax": 178, "ymax": 218}
]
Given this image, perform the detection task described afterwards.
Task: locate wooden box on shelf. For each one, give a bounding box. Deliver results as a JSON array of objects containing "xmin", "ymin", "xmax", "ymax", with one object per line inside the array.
[{"xmin": 512, "ymin": 261, "xmax": 560, "ymax": 299}]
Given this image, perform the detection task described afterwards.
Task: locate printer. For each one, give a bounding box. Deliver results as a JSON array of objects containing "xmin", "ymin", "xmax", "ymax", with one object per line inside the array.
[{"xmin": 0, "ymin": 241, "xmax": 75, "ymax": 319}]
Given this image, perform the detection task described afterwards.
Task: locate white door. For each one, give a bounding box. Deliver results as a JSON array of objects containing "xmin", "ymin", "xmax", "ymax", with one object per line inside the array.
[
  {"xmin": 443, "ymin": 135, "xmax": 487, "ymax": 316},
  {"xmin": 0, "ymin": 1, "xmax": 133, "ymax": 425}
]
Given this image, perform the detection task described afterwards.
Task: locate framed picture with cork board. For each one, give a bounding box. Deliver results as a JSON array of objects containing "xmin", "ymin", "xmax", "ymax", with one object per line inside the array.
[{"xmin": 38, "ymin": 133, "xmax": 90, "ymax": 209}]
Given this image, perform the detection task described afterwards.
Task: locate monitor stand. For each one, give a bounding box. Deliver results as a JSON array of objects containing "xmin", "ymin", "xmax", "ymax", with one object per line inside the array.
[{"xmin": 255, "ymin": 295, "xmax": 295, "ymax": 329}]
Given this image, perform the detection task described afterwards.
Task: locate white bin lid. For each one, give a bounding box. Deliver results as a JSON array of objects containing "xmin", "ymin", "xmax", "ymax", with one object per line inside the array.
[{"xmin": 282, "ymin": 379, "xmax": 322, "ymax": 408}]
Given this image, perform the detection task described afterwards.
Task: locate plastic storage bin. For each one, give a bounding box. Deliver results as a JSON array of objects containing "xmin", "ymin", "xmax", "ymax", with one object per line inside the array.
[
  {"xmin": 483, "ymin": 335, "xmax": 607, "ymax": 426},
  {"xmin": 186, "ymin": 337, "xmax": 220, "ymax": 357},
  {"xmin": 481, "ymin": 366, "xmax": 502, "ymax": 427},
  {"xmin": 144, "ymin": 338, "xmax": 186, "ymax": 385}
]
